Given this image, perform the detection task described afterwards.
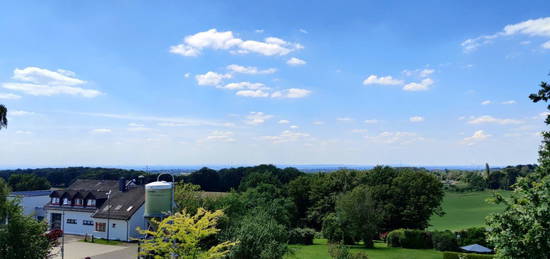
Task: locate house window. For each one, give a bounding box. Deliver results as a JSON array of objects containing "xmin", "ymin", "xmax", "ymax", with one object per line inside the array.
[
  {"xmin": 51, "ymin": 197, "xmax": 60, "ymax": 204},
  {"xmin": 66, "ymin": 219, "xmax": 77, "ymax": 224},
  {"xmin": 63, "ymin": 198, "xmax": 70, "ymax": 205},
  {"xmin": 112, "ymin": 223, "xmax": 116, "ymax": 228},
  {"xmin": 86, "ymin": 199, "xmax": 96, "ymax": 207},
  {"xmin": 83, "ymin": 220, "xmax": 94, "ymax": 226},
  {"xmin": 95, "ymin": 222, "xmax": 106, "ymax": 232},
  {"xmin": 74, "ymin": 198, "xmax": 83, "ymax": 206}
]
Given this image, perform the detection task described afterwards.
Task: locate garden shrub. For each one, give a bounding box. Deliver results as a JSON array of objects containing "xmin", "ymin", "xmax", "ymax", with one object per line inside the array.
[
  {"xmin": 442, "ymin": 251, "xmax": 494, "ymax": 259},
  {"xmin": 288, "ymin": 228, "xmax": 315, "ymax": 245},
  {"xmin": 386, "ymin": 229, "xmax": 432, "ymax": 249},
  {"xmin": 431, "ymin": 230, "xmax": 458, "ymax": 251},
  {"xmin": 455, "ymin": 227, "xmax": 488, "ymax": 247},
  {"xmin": 328, "ymin": 243, "xmax": 368, "ymax": 259}
]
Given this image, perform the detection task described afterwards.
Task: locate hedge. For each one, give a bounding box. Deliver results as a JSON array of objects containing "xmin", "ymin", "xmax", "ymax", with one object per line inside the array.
[
  {"xmin": 386, "ymin": 229, "xmax": 432, "ymax": 249},
  {"xmin": 442, "ymin": 252, "xmax": 494, "ymax": 259},
  {"xmin": 431, "ymin": 230, "xmax": 458, "ymax": 251},
  {"xmin": 288, "ymin": 228, "xmax": 315, "ymax": 245}
]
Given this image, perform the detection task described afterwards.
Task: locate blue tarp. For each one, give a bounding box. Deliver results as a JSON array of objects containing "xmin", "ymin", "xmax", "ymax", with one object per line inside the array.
[{"xmin": 460, "ymin": 244, "xmax": 492, "ymax": 253}]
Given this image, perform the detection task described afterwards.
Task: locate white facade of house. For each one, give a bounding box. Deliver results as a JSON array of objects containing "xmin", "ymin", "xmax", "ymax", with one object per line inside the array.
[
  {"xmin": 8, "ymin": 191, "xmax": 51, "ymax": 220},
  {"xmin": 45, "ymin": 204, "xmax": 146, "ymax": 242}
]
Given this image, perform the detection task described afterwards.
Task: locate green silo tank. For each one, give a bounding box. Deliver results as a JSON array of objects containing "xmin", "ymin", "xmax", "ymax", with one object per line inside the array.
[{"xmin": 144, "ymin": 181, "xmax": 173, "ymax": 218}]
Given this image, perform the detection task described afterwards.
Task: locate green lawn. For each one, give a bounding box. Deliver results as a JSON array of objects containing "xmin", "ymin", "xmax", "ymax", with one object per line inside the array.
[
  {"xmin": 287, "ymin": 239, "xmax": 441, "ymax": 259},
  {"xmin": 429, "ymin": 190, "xmax": 511, "ymax": 231}
]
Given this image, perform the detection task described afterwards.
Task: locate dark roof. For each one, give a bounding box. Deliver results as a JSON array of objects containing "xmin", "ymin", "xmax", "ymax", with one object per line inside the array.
[
  {"xmin": 10, "ymin": 190, "xmax": 52, "ymax": 197},
  {"xmin": 69, "ymin": 179, "xmax": 120, "ymax": 192},
  {"xmin": 92, "ymin": 185, "xmax": 144, "ymax": 220}
]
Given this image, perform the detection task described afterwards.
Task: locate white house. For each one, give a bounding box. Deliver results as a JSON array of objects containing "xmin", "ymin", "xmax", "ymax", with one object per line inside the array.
[
  {"xmin": 44, "ymin": 179, "xmax": 147, "ymax": 242},
  {"xmin": 8, "ymin": 190, "xmax": 51, "ymax": 221}
]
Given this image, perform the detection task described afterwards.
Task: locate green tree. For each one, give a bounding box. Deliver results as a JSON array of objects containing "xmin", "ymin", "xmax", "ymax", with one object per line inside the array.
[
  {"xmin": 485, "ymin": 79, "xmax": 550, "ymax": 258},
  {"xmin": 0, "ymin": 178, "xmax": 53, "ymax": 259},
  {"xmin": 334, "ymin": 185, "xmax": 381, "ymax": 248},
  {"xmin": 138, "ymin": 208, "xmax": 237, "ymax": 259},
  {"xmin": 0, "ymin": 104, "xmax": 6, "ymax": 130},
  {"xmin": 8, "ymin": 174, "xmax": 51, "ymax": 191}
]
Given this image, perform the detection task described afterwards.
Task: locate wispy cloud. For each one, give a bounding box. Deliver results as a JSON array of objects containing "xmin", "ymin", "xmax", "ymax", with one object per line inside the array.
[
  {"xmin": 468, "ymin": 115, "xmax": 522, "ymax": 125},
  {"xmin": 462, "ymin": 130, "xmax": 491, "ymax": 145},
  {"xmin": 363, "ymin": 75, "xmax": 403, "ymax": 86}
]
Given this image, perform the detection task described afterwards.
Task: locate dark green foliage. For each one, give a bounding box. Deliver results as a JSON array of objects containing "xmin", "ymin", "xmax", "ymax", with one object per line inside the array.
[
  {"xmin": 455, "ymin": 227, "xmax": 488, "ymax": 247},
  {"xmin": 7, "ymin": 174, "xmax": 51, "ymax": 191},
  {"xmin": 287, "ymin": 175, "xmax": 313, "ymax": 227},
  {"xmin": 442, "ymin": 252, "xmax": 494, "ymax": 259},
  {"xmin": 322, "ymin": 213, "xmax": 356, "ymax": 245},
  {"xmin": 226, "ymin": 210, "xmax": 289, "ymax": 259},
  {"xmin": 386, "ymin": 229, "xmax": 432, "ymax": 249},
  {"xmin": 327, "ymin": 243, "xmax": 369, "ymax": 259},
  {"xmin": 288, "ymin": 228, "xmax": 315, "ymax": 245},
  {"xmin": 431, "ymin": 230, "xmax": 458, "ymax": 252},
  {"xmin": 363, "ymin": 166, "xmax": 444, "ymax": 231},
  {"xmin": 0, "ymin": 104, "xmax": 6, "ymax": 130},
  {"xmin": 463, "ymin": 172, "xmax": 486, "ymax": 191}
]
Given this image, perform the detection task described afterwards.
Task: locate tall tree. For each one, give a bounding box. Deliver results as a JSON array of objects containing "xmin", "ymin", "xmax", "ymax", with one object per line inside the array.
[
  {"xmin": 485, "ymin": 78, "xmax": 550, "ymax": 258},
  {"xmin": 0, "ymin": 104, "xmax": 7, "ymax": 130}
]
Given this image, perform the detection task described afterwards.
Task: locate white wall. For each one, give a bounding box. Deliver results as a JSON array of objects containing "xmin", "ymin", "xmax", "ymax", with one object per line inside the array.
[
  {"xmin": 10, "ymin": 195, "xmax": 50, "ymax": 219},
  {"xmin": 46, "ymin": 209, "xmax": 96, "ymax": 236},
  {"xmin": 92, "ymin": 218, "xmax": 129, "ymax": 241},
  {"xmin": 128, "ymin": 204, "xmax": 146, "ymax": 240}
]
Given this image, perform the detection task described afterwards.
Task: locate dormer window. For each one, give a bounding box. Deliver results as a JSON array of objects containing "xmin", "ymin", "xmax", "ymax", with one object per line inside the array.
[
  {"xmin": 75, "ymin": 198, "xmax": 83, "ymax": 206},
  {"xmin": 63, "ymin": 198, "xmax": 70, "ymax": 205},
  {"xmin": 51, "ymin": 197, "xmax": 60, "ymax": 204},
  {"xmin": 86, "ymin": 199, "xmax": 96, "ymax": 207}
]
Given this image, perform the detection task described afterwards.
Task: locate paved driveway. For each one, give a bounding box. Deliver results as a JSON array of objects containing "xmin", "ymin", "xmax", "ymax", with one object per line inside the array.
[{"xmin": 51, "ymin": 235, "xmax": 138, "ymax": 259}]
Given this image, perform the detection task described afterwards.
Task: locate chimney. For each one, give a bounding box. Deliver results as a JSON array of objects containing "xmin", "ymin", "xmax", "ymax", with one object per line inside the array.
[{"xmin": 119, "ymin": 177, "xmax": 126, "ymax": 192}]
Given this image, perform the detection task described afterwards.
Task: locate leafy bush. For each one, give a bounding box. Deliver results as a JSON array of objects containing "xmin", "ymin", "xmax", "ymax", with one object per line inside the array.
[
  {"xmin": 386, "ymin": 229, "xmax": 432, "ymax": 249},
  {"xmin": 431, "ymin": 230, "xmax": 458, "ymax": 251},
  {"xmin": 226, "ymin": 210, "xmax": 289, "ymax": 259},
  {"xmin": 455, "ymin": 227, "xmax": 488, "ymax": 247},
  {"xmin": 442, "ymin": 251, "xmax": 494, "ymax": 259},
  {"xmin": 288, "ymin": 228, "xmax": 315, "ymax": 245},
  {"xmin": 328, "ymin": 243, "xmax": 368, "ymax": 259}
]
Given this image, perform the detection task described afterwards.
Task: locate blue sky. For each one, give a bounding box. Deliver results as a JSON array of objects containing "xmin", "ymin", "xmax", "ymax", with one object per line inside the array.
[{"xmin": 1, "ymin": 1, "xmax": 550, "ymax": 167}]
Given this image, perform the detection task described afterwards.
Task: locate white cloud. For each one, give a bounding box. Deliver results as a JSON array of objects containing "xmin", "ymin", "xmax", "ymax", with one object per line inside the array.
[
  {"xmin": 261, "ymin": 130, "xmax": 310, "ymax": 143},
  {"xmin": 0, "ymin": 93, "xmax": 21, "ymax": 99},
  {"xmin": 299, "ymin": 29, "xmax": 308, "ymax": 34},
  {"xmin": 91, "ymin": 128, "xmax": 112, "ymax": 134},
  {"xmin": 184, "ymin": 73, "xmax": 191, "ymax": 78},
  {"xmin": 278, "ymin": 120, "xmax": 290, "ymax": 124},
  {"xmin": 363, "ymin": 75, "xmax": 403, "ymax": 85},
  {"xmin": 195, "ymin": 71, "xmax": 232, "ymax": 86},
  {"xmin": 255, "ymin": 29, "xmax": 264, "ymax": 33},
  {"xmin": 10, "ymin": 110, "xmax": 34, "ymax": 116},
  {"xmin": 198, "ymin": 130, "xmax": 236, "ymax": 143},
  {"xmin": 481, "ymin": 100, "xmax": 492, "ymax": 105},
  {"xmin": 286, "ymin": 57, "xmax": 306, "ymax": 66},
  {"xmin": 236, "ymin": 89, "xmax": 270, "ymax": 98},
  {"xmin": 403, "ymin": 78, "xmax": 434, "ymax": 91},
  {"xmin": 419, "ymin": 69, "xmax": 434, "ymax": 77},
  {"xmin": 290, "ymin": 125, "xmax": 299, "ymax": 129},
  {"xmin": 170, "ymin": 29, "xmax": 303, "ymax": 57},
  {"xmin": 462, "ymin": 130, "xmax": 491, "ymax": 145},
  {"xmin": 222, "ymin": 82, "xmax": 267, "ymax": 90},
  {"xmin": 76, "ymin": 112, "xmax": 230, "ymax": 127},
  {"xmin": 245, "ymin": 112, "xmax": 273, "ymax": 125},
  {"xmin": 271, "ymin": 88, "xmax": 311, "ymax": 98},
  {"xmin": 337, "ymin": 117, "xmax": 354, "ymax": 122},
  {"xmin": 365, "ymin": 131, "xmax": 424, "ymax": 144},
  {"xmin": 462, "ymin": 17, "xmax": 550, "ymax": 52},
  {"xmin": 15, "ymin": 130, "xmax": 32, "ymax": 135},
  {"xmin": 364, "ymin": 119, "xmax": 378, "ymax": 124},
  {"xmin": 312, "ymin": 121, "xmax": 325, "ymax": 125},
  {"xmin": 2, "ymin": 67, "xmax": 101, "ymax": 98},
  {"xmin": 403, "ymin": 69, "xmax": 435, "ymax": 78},
  {"xmin": 409, "ymin": 116, "xmax": 424, "ymax": 122},
  {"xmin": 501, "ymin": 100, "xmax": 517, "ymax": 105},
  {"xmin": 226, "ymin": 64, "xmax": 276, "ymax": 74},
  {"xmin": 468, "ymin": 115, "xmax": 522, "ymax": 125}
]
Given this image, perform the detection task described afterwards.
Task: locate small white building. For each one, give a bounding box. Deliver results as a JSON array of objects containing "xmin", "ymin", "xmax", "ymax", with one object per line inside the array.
[
  {"xmin": 8, "ymin": 190, "xmax": 51, "ymax": 221},
  {"xmin": 44, "ymin": 179, "xmax": 146, "ymax": 242}
]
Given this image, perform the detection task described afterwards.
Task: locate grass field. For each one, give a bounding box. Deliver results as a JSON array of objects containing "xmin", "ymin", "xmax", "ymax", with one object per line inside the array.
[
  {"xmin": 287, "ymin": 239, "xmax": 441, "ymax": 259},
  {"xmin": 429, "ymin": 190, "xmax": 511, "ymax": 231},
  {"xmin": 288, "ymin": 190, "xmax": 510, "ymax": 258}
]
